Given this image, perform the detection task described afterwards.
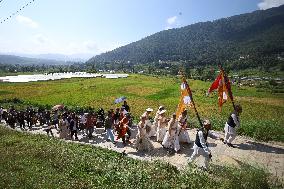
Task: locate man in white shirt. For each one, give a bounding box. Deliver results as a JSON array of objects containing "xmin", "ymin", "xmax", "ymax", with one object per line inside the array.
[{"xmin": 188, "ymin": 119, "xmax": 221, "ymax": 170}]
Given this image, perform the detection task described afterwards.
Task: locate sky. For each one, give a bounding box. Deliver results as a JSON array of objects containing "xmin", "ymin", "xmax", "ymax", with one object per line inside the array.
[{"xmin": 0, "ymin": 0, "xmax": 283, "ymax": 58}]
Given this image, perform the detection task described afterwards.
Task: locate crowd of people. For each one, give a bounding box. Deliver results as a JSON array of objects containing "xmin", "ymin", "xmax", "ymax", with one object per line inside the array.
[{"xmin": 0, "ymin": 100, "xmax": 243, "ymax": 171}]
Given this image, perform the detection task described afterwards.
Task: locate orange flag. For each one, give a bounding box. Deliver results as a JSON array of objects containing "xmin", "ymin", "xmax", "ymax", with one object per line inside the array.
[{"xmin": 176, "ymin": 80, "xmax": 193, "ymax": 117}]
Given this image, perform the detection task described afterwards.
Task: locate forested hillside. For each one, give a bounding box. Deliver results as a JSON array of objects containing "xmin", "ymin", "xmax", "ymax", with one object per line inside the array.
[{"xmin": 87, "ymin": 5, "xmax": 284, "ymax": 71}]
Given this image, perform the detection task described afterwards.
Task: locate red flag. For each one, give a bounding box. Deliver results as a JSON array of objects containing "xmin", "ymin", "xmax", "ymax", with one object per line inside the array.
[
  {"xmin": 208, "ymin": 73, "xmax": 222, "ymax": 94},
  {"xmin": 208, "ymin": 71, "xmax": 233, "ymax": 111}
]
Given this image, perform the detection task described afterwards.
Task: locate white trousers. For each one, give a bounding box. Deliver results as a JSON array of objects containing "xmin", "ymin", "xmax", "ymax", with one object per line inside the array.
[
  {"xmin": 189, "ymin": 144, "xmax": 210, "ymax": 169},
  {"xmin": 224, "ymin": 123, "xmax": 237, "ymax": 144}
]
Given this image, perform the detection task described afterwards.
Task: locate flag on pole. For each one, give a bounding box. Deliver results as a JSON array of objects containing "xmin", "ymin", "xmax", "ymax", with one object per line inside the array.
[
  {"xmin": 208, "ymin": 69, "xmax": 233, "ymax": 111},
  {"xmin": 176, "ymin": 79, "xmax": 193, "ymax": 117}
]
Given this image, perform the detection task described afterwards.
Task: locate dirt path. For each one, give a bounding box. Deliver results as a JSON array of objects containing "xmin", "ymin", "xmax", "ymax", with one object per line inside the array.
[{"xmin": 1, "ymin": 122, "xmax": 284, "ymax": 181}]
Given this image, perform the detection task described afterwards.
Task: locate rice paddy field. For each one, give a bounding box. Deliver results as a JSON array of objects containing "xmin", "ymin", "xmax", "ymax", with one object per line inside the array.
[{"xmin": 0, "ymin": 74, "xmax": 283, "ymax": 142}]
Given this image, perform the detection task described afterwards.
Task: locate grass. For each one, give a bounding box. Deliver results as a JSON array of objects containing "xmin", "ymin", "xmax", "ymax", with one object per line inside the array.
[
  {"xmin": 0, "ymin": 74, "xmax": 283, "ymax": 142},
  {"xmin": 0, "ymin": 126, "xmax": 282, "ymax": 189}
]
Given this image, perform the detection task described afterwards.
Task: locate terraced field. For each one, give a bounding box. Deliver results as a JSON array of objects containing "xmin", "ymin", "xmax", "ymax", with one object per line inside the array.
[{"xmin": 0, "ymin": 74, "xmax": 283, "ymax": 142}]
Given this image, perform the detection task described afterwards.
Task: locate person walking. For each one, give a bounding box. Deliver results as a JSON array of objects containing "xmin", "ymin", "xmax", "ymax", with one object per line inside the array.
[
  {"xmin": 18, "ymin": 111, "xmax": 26, "ymax": 129},
  {"xmin": 141, "ymin": 108, "xmax": 153, "ymax": 136},
  {"xmin": 117, "ymin": 113, "xmax": 131, "ymax": 146},
  {"xmin": 69, "ymin": 113, "xmax": 79, "ymax": 140},
  {"xmin": 223, "ymin": 104, "xmax": 242, "ymax": 148},
  {"xmin": 178, "ymin": 109, "xmax": 191, "ymax": 144},
  {"xmin": 156, "ymin": 109, "xmax": 168, "ymax": 142},
  {"xmin": 86, "ymin": 113, "xmax": 95, "ymax": 139},
  {"xmin": 134, "ymin": 115, "xmax": 154, "ymax": 151},
  {"xmin": 188, "ymin": 120, "xmax": 221, "ymax": 170},
  {"xmin": 162, "ymin": 113, "xmax": 180, "ymax": 153},
  {"xmin": 59, "ymin": 115, "xmax": 69, "ymax": 139},
  {"xmin": 104, "ymin": 111, "xmax": 116, "ymax": 144},
  {"xmin": 122, "ymin": 100, "xmax": 130, "ymax": 112},
  {"xmin": 149, "ymin": 106, "xmax": 164, "ymax": 137}
]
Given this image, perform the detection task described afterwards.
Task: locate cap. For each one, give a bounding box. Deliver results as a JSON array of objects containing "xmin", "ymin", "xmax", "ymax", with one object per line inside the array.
[
  {"xmin": 146, "ymin": 108, "xmax": 153, "ymax": 112},
  {"xmin": 159, "ymin": 109, "xmax": 167, "ymax": 115},
  {"xmin": 158, "ymin": 106, "xmax": 164, "ymax": 110}
]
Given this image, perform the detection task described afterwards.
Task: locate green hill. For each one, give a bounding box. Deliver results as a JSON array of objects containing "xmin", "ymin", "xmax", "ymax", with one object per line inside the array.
[
  {"xmin": 0, "ymin": 54, "xmax": 69, "ymax": 66},
  {"xmin": 87, "ymin": 5, "xmax": 284, "ymax": 70}
]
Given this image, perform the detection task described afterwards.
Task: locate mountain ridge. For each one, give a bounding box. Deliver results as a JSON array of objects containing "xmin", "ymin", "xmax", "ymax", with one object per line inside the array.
[
  {"xmin": 0, "ymin": 54, "xmax": 74, "ymax": 65},
  {"xmin": 87, "ymin": 5, "xmax": 284, "ymax": 70}
]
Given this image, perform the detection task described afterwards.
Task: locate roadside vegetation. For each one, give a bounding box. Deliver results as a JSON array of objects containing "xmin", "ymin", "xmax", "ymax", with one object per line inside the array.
[{"xmin": 0, "ymin": 126, "xmax": 282, "ymax": 189}]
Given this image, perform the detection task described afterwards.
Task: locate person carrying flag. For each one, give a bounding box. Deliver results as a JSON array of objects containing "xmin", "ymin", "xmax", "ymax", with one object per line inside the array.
[
  {"xmin": 223, "ymin": 104, "xmax": 242, "ymax": 148},
  {"xmin": 188, "ymin": 119, "xmax": 221, "ymax": 171}
]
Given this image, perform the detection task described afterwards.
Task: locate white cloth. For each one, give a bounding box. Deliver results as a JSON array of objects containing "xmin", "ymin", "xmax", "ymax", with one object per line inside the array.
[
  {"xmin": 162, "ymin": 118, "xmax": 180, "ymax": 151},
  {"xmin": 149, "ymin": 110, "xmax": 160, "ymax": 137},
  {"xmin": 157, "ymin": 127, "xmax": 166, "ymax": 142},
  {"xmin": 135, "ymin": 121, "xmax": 154, "ymax": 151},
  {"xmin": 148, "ymin": 123, "xmax": 157, "ymax": 137},
  {"xmin": 179, "ymin": 129, "xmax": 191, "ymax": 143},
  {"xmin": 177, "ymin": 114, "xmax": 190, "ymax": 143},
  {"xmin": 156, "ymin": 116, "xmax": 167, "ymax": 141},
  {"xmin": 59, "ymin": 119, "xmax": 69, "ymax": 139}
]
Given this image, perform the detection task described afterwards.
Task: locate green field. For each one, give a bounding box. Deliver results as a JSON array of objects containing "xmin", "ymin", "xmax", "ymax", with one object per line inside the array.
[
  {"xmin": 0, "ymin": 74, "xmax": 283, "ymax": 142},
  {"xmin": 0, "ymin": 126, "xmax": 282, "ymax": 189}
]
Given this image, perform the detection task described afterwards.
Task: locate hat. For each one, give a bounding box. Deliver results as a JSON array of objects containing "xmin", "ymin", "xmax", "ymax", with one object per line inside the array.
[
  {"xmin": 159, "ymin": 109, "xmax": 167, "ymax": 115},
  {"xmin": 146, "ymin": 108, "xmax": 153, "ymax": 112},
  {"xmin": 158, "ymin": 106, "xmax": 164, "ymax": 110},
  {"xmin": 203, "ymin": 119, "xmax": 211, "ymax": 126}
]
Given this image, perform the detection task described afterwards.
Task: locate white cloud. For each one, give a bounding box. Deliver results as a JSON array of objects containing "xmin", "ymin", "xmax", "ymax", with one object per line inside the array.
[
  {"xmin": 165, "ymin": 15, "xmax": 180, "ymax": 30},
  {"xmin": 258, "ymin": 0, "xmax": 284, "ymax": 10},
  {"xmin": 167, "ymin": 16, "xmax": 177, "ymax": 25},
  {"xmin": 16, "ymin": 15, "xmax": 39, "ymax": 28}
]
